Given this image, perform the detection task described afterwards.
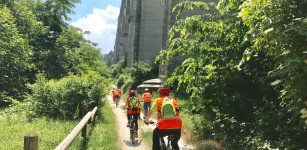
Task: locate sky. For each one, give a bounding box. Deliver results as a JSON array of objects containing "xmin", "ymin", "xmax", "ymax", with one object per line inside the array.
[{"xmin": 69, "ymin": 0, "xmax": 121, "ymax": 54}]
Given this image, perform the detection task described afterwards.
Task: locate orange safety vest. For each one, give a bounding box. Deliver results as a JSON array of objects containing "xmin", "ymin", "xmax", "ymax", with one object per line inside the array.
[
  {"xmin": 156, "ymin": 97, "xmax": 182, "ymax": 130},
  {"xmin": 113, "ymin": 89, "xmax": 121, "ymax": 97},
  {"xmin": 142, "ymin": 92, "xmax": 152, "ymax": 103},
  {"xmin": 127, "ymin": 97, "xmax": 141, "ymax": 115}
]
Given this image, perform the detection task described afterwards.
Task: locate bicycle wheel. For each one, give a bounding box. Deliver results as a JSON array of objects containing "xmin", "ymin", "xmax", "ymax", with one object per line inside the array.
[
  {"xmin": 167, "ymin": 136, "xmax": 174, "ymax": 149},
  {"xmin": 159, "ymin": 137, "xmax": 167, "ymax": 150},
  {"xmin": 130, "ymin": 120, "xmax": 135, "ymax": 144},
  {"xmin": 115, "ymin": 97, "xmax": 119, "ymax": 107}
]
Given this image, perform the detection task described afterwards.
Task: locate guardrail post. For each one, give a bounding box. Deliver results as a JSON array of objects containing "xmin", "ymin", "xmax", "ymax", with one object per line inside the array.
[
  {"xmin": 81, "ymin": 101, "xmax": 88, "ymax": 138},
  {"xmin": 55, "ymin": 106, "xmax": 98, "ymax": 150},
  {"xmin": 24, "ymin": 134, "xmax": 38, "ymax": 150}
]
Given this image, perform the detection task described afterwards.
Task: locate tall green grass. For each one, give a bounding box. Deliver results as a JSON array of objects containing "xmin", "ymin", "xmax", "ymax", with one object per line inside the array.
[
  {"xmin": 0, "ymin": 99, "xmax": 118, "ymax": 150},
  {"xmin": 85, "ymin": 98, "xmax": 118, "ymax": 150},
  {"xmin": 141, "ymin": 129, "xmax": 153, "ymax": 146}
]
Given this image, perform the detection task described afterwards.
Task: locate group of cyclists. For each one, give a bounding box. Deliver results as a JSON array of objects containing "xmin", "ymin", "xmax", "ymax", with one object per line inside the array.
[{"xmin": 111, "ymin": 87, "xmax": 182, "ymax": 150}]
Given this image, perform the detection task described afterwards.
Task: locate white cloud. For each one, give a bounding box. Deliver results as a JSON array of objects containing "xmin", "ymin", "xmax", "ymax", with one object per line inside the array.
[{"xmin": 71, "ymin": 5, "xmax": 120, "ymax": 54}]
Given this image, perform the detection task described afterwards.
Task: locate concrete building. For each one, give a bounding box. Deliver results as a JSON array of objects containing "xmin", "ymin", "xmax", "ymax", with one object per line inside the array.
[
  {"xmin": 114, "ymin": 0, "xmax": 218, "ymax": 69},
  {"xmin": 113, "ymin": 0, "xmax": 164, "ymax": 67}
]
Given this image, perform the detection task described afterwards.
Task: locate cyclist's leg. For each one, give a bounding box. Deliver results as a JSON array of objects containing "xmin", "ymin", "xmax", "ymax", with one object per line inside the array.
[
  {"xmin": 143, "ymin": 103, "xmax": 147, "ymax": 119},
  {"xmin": 143, "ymin": 103, "xmax": 147, "ymax": 115},
  {"xmin": 147, "ymin": 103, "xmax": 151, "ymax": 115},
  {"xmin": 152, "ymin": 127, "xmax": 162, "ymax": 150},
  {"xmin": 154, "ymin": 129, "xmax": 181, "ymax": 150},
  {"xmin": 133, "ymin": 114, "xmax": 139, "ymax": 131},
  {"xmin": 162, "ymin": 129, "xmax": 181, "ymax": 150},
  {"xmin": 127, "ymin": 114, "xmax": 131, "ymax": 120},
  {"xmin": 127, "ymin": 114, "xmax": 131, "ymax": 127}
]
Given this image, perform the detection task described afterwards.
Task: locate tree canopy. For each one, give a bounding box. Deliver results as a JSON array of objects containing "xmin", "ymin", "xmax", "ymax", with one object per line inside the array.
[
  {"xmin": 157, "ymin": 0, "xmax": 307, "ymax": 149},
  {"xmin": 0, "ymin": 0, "xmax": 109, "ymax": 106}
]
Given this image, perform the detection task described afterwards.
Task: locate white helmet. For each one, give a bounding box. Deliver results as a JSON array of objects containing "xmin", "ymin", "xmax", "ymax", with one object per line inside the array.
[{"xmin": 144, "ymin": 88, "xmax": 149, "ymax": 92}]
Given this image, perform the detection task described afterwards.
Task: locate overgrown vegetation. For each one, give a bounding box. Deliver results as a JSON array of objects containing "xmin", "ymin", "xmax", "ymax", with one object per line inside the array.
[
  {"xmin": 0, "ymin": 0, "xmax": 110, "ymax": 117},
  {"xmin": 111, "ymin": 60, "xmax": 159, "ymax": 91},
  {"xmin": 28, "ymin": 72, "xmax": 107, "ymax": 119},
  {"xmin": 0, "ymin": 98, "xmax": 118, "ymax": 149},
  {"xmin": 0, "ymin": 0, "xmax": 114, "ymax": 148},
  {"xmin": 157, "ymin": 0, "xmax": 307, "ymax": 149},
  {"xmin": 0, "ymin": 0, "xmax": 109, "ymax": 107}
]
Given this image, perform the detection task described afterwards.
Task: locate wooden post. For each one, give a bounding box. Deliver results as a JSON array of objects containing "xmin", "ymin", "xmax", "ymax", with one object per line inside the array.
[
  {"xmin": 81, "ymin": 102, "xmax": 88, "ymax": 138},
  {"xmin": 55, "ymin": 106, "xmax": 98, "ymax": 150},
  {"xmin": 24, "ymin": 134, "xmax": 38, "ymax": 150},
  {"xmin": 91, "ymin": 107, "xmax": 98, "ymax": 123}
]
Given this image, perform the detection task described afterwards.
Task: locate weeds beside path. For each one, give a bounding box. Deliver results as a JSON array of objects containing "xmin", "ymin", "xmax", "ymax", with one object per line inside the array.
[{"xmin": 0, "ymin": 100, "xmax": 118, "ymax": 150}]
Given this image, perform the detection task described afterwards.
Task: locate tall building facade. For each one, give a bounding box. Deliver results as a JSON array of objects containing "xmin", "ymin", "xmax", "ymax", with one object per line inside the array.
[
  {"xmin": 114, "ymin": 0, "xmax": 218, "ymax": 68},
  {"xmin": 113, "ymin": 0, "xmax": 164, "ymax": 67}
]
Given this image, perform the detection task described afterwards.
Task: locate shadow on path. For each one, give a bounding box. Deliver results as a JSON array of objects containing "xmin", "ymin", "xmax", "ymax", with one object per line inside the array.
[{"xmin": 123, "ymin": 139, "xmax": 144, "ymax": 147}]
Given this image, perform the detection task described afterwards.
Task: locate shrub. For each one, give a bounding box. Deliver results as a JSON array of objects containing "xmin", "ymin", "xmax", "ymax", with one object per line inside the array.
[
  {"xmin": 113, "ymin": 61, "xmax": 159, "ymax": 91},
  {"xmin": 28, "ymin": 71, "xmax": 107, "ymax": 119}
]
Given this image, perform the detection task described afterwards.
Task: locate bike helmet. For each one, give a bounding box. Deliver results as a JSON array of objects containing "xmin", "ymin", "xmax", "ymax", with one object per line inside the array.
[
  {"xmin": 158, "ymin": 87, "xmax": 170, "ymax": 97},
  {"xmin": 144, "ymin": 88, "xmax": 149, "ymax": 92},
  {"xmin": 129, "ymin": 90, "xmax": 136, "ymax": 96}
]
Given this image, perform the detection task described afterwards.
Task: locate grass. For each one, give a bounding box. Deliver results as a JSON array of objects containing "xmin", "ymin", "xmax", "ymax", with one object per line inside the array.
[
  {"xmin": 141, "ymin": 129, "xmax": 153, "ymax": 147},
  {"xmin": 85, "ymin": 98, "xmax": 118, "ymax": 150},
  {"xmin": 180, "ymin": 113, "xmax": 222, "ymax": 150},
  {"xmin": 0, "ymin": 99, "xmax": 118, "ymax": 150}
]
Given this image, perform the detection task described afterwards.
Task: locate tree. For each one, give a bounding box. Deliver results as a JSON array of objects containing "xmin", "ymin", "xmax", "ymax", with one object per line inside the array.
[
  {"xmin": 35, "ymin": 0, "xmax": 80, "ymax": 34},
  {"xmin": 0, "ymin": 6, "xmax": 32, "ymax": 101},
  {"xmin": 103, "ymin": 51, "xmax": 114, "ymax": 67},
  {"xmin": 157, "ymin": 0, "xmax": 307, "ymax": 148}
]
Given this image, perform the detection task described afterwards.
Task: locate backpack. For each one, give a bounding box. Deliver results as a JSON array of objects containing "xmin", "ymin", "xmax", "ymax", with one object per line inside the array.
[
  {"xmin": 113, "ymin": 90, "xmax": 120, "ymax": 96},
  {"xmin": 129, "ymin": 96, "xmax": 140, "ymax": 111},
  {"xmin": 161, "ymin": 97, "xmax": 176, "ymax": 119}
]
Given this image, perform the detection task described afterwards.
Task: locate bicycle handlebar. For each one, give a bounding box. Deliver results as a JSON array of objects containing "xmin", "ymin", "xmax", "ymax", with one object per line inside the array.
[{"xmin": 144, "ymin": 120, "xmax": 155, "ymax": 125}]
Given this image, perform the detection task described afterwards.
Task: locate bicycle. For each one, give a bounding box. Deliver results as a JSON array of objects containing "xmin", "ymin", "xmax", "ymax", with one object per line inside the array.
[
  {"xmin": 145, "ymin": 121, "xmax": 176, "ymax": 150},
  {"xmin": 129, "ymin": 115, "xmax": 138, "ymax": 144}
]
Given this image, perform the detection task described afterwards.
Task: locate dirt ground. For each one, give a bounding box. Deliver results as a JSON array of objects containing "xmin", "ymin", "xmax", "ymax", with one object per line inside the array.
[{"xmin": 107, "ymin": 94, "xmax": 195, "ymax": 150}]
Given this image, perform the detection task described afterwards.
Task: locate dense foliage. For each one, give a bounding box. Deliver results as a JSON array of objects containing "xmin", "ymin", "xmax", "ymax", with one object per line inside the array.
[
  {"xmin": 102, "ymin": 50, "xmax": 114, "ymax": 67},
  {"xmin": 0, "ymin": 6, "xmax": 33, "ymax": 101},
  {"xmin": 0, "ymin": 0, "xmax": 110, "ymax": 120},
  {"xmin": 157, "ymin": 0, "xmax": 307, "ymax": 149},
  {"xmin": 111, "ymin": 60, "xmax": 159, "ymax": 92},
  {"xmin": 28, "ymin": 72, "xmax": 107, "ymax": 119}
]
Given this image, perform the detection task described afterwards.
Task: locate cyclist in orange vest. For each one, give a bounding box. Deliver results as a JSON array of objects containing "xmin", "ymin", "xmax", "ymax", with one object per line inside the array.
[
  {"xmin": 145, "ymin": 87, "xmax": 182, "ymax": 150},
  {"xmin": 112, "ymin": 88, "xmax": 121, "ymax": 103},
  {"xmin": 142, "ymin": 88, "xmax": 152, "ymax": 119},
  {"xmin": 125, "ymin": 90, "xmax": 141, "ymax": 137}
]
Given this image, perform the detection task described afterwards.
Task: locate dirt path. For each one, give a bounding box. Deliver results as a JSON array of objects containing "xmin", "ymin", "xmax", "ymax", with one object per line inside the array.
[
  {"xmin": 107, "ymin": 95, "xmax": 150, "ymax": 150},
  {"xmin": 107, "ymin": 94, "xmax": 195, "ymax": 150}
]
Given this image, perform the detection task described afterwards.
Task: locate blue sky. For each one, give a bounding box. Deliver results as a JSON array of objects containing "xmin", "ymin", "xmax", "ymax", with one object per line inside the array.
[{"xmin": 70, "ymin": 0, "xmax": 121, "ymax": 54}]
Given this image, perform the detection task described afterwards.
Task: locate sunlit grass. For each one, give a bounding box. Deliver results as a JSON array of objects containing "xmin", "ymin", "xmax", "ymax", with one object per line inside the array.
[
  {"xmin": 0, "ymin": 110, "xmax": 81, "ymax": 149},
  {"xmin": 86, "ymin": 99, "xmax": 119, "ymax": 150},
  {"xmin": 141, "ymin": 129, "xmax": 153, "ymax": 147},
  {"xmin": 0, "ymin": 99, "xmax": 118, "ymax": 150}
]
